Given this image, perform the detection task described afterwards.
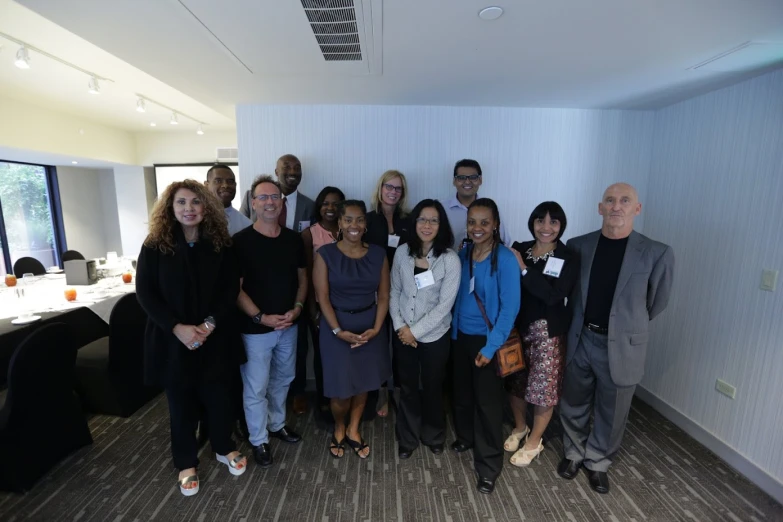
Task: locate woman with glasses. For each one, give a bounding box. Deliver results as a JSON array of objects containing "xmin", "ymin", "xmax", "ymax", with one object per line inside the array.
[
  {"xmin": 389, "ymin": 199, "xmax": 460, "ymax": 459},
  {"xmin": 364, "ymin": 170, "xmax": 411, "ymax": 418},
  {"xmin": 301, "ymin": 186, "xmax": 346, "ymax": 418},
  {"xmin": 136, "ymin": 180, "xmax": 247, "ymax": 497}
]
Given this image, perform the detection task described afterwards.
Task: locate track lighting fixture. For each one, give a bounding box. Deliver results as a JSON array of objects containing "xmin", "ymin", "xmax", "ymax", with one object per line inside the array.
[
  {"xmin": 136, "ymin": 97, "xmax": 146, "ymax": 112},
  {"xmin": 14, "ymin": 46, "xmax": 30, "ymax": 69},
  {"xmin": 196, "ymin": 124, "xmax": 204, "ymax": 135},
  {"xmin": 170, "ymin": 113, "xmax": 179, "ymax": 125},
  {"xmin": 87, "ymin": 76, "xmax": 100, "ymax": 95}
]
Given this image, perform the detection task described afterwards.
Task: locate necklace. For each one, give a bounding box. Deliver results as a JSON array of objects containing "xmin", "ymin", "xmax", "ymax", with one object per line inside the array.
[
  {"xmin": 472, "ymin": 243, "xmax": 493, "ymax": 268},
  {"xmin": 526, "ymin": 245, "xmax": 555, "ymax": 263}
]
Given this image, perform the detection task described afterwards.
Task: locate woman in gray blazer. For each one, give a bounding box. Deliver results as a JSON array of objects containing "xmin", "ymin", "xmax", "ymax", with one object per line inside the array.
[{"xmin": 389, "ymin": 199, "xmax": 460, "ymax": 460}]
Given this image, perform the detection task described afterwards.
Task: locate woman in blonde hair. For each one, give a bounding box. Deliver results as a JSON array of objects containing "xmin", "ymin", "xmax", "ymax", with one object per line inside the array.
[
  {"xmin": 364, "ymin": 170, "xmax": 411, "ymax": 417},
  {"xmin": 136, "ymin": 179, "xmax": 247, "ymax": 497}
]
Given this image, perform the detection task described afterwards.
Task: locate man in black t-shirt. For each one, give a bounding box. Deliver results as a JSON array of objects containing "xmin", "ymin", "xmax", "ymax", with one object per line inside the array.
[{"xmin": 233, "ymin": 175, "xmax": 307, "ymax": 468}]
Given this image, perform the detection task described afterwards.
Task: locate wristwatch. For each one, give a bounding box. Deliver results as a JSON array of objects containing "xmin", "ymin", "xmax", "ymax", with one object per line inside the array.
[
  {"xmin": 252, "ymin": 313, "xmax": 262, "ymax": 324},
  {"xmin": 332, "ymin": 327, "xmax": 342, "ymax": 335}
]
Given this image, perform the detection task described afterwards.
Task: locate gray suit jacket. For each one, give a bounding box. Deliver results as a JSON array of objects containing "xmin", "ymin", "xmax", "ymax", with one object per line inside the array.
[
  {"xmin": 566, "ymin": 230, "xmax": 674, "ymax": 386},
  {"xmin": 240, "ymin": 190, "xmax": 315, "ymax": 232}
]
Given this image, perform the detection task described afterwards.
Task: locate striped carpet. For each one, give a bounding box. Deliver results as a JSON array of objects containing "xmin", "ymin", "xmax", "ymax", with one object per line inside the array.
[{"xmin": 0, "ymin": 394, "xmax": 780, "ymax": 522}]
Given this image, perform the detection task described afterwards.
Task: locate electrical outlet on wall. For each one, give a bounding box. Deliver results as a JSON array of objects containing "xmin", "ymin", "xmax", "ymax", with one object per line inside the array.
[
  {"xmin": 715, "ymin": 379, "xmax": 736, "ymax": 399},
  {"xmin": 760, "ymin": 269, "xmax": 778, "ymax": 292}
]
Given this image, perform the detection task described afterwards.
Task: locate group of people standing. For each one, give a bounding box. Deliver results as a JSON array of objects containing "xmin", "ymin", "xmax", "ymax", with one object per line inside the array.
[{"xmin": 135, "ymin": 154, "xmax": 674, "ymax": 498}]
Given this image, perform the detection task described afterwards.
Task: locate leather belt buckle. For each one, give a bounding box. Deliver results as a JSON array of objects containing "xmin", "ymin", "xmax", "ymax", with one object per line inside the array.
[{"xmin": 585, "ymin": 323, "xmax": 608, "ymax": 335}]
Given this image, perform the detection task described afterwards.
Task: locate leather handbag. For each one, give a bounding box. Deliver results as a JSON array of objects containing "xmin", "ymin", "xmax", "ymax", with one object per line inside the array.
[{"xmin": 469, "ymin": 251, "xmax": 525, "ymax": 377}]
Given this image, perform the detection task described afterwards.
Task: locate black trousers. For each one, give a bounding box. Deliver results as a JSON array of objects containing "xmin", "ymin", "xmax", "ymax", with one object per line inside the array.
[
  {"xmin": 166, "ymin": 377, "xmax": 236, "ymax": 471},
  {"xmin": 452, "ymin": 331, "xmax": 505, "ymax": 481},
  {"xmin": 394, "ymin": 331, "xmax": 450, "ymax": 449}
]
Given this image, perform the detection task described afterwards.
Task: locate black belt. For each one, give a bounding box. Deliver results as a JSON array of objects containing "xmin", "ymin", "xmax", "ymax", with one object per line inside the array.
[
  {"xmin": 585, "ymin": 323, "xmax": 608, "ymax": 335},
  {"xmin": 333, "ymin": 303, "xmax": 375, "ymax": 314}
]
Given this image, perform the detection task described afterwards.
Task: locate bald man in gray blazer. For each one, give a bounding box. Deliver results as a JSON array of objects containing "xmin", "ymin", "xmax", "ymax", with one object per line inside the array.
[{"xmin": 558, "ymin": 183, "xmax": 674, "ymax": 494}]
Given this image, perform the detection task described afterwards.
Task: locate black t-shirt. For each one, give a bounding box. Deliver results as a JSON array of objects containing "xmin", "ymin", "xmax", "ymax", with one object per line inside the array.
[
  {"xmin": 584, "ymin": 234, "xmax": 629, "ymax": 328},
  {"xmin": 233, "ymin": 226, "xmax": 306, "ymax": 334}
]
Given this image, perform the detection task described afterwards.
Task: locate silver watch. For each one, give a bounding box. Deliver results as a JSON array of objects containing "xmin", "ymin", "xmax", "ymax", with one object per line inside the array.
[{"xmin": 332, "ymin": 327, "xmax": 342, "ymax": 335}]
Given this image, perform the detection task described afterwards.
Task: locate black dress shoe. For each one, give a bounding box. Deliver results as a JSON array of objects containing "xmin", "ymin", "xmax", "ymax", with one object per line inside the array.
[
  {"xmin": 426, "ymin": 443, "xmax": 444, "ymax": 455},
  {"xmin": 398, "ymin": 446, "xmax": 415, "ymax": 459},
  {"xmin": 557, "ymin": 457, "xmax": 582, "ymax": 480},
  {"xmin": 253, "ymin": 443, "xmax": 273, "ymax": 468},
  {"xmin": 588, "ymin": 469, "xmax": 610, "ymax": 494},
  {"xmin": 269, "ymin": 426, "xmax": 302, "ymax": 444},
  {"xmin": 476, "ymin": 477, "xmax": 495, "ymax": 494},
  {"xmin": 450, "ymin": 440, "xmax": 473, "ymax": 453}
]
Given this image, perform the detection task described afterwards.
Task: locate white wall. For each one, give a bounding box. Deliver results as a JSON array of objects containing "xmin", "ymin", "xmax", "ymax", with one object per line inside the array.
[
  {"xmin": 57, "ymin": 166, "xmax": 118, "ymax": 259},
  {"xmin": 113, "ymin": 165, "xmax": 150, "ymax": 257},
  {"xmin": 643, "ymin": 70, "xmax": 783, "ymax": 490},
  {"xmin": 236, "ymin": 105, "xmax": 655, "ymax": 242},
  {"xmin": 135, "ymin": 130, "xmax": 237, "ymax": 166}
]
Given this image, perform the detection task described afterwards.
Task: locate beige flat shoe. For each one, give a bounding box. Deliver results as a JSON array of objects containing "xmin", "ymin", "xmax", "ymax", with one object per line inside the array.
[
  {"xmin": 503, "ymin": 426, "xmax": 529, "ymax": 452},
  {"xmin": 510, "ymin": 439, "xmax": 544, "ymax": 468}
]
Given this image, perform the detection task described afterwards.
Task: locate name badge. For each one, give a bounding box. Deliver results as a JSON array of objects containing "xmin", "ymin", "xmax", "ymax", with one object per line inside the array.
[
  {"xmin": 298, "ymin": 220, "xmax": 310, "ymax": 232},
  {"xmin": 388, "ymin": 234, "xmax": 401, "ymax": 248},
  {"xmin": 469, "ymin": 276, "xmax": 475, "ymax": 294},
  {"xmin": 543, "ymin": 257, "xmax": 565, "ymax": 278},
  {"xmin": 414, "ymin": 270, "xmax": 435, "ymax": 289}
]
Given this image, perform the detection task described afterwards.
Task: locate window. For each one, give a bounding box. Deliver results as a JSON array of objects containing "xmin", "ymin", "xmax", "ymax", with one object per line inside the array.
[{"xmin": 0, "ymin": 161, "xmax": 64, "ymax": 276}]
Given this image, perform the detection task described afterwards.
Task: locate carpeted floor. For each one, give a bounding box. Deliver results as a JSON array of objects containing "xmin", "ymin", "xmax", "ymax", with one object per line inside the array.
[{"xmin": 0, "ymin": 394, "xmax": 780, "ymax": 522}]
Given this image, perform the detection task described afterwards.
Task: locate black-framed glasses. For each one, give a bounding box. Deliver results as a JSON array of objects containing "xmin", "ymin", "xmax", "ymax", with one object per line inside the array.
[
  {"xmin": 454, "ymin": 174, "xmax": 481, "ymax": 182},
  {"xmin": 383, "ymin": 183, "xmax": 404, "ymax": 193},
  {"xmin": 415, "ymin": 217, "xmax": 440, "ymax": 226},
  {"xmin": 254, "ymin": 194, "xmax": 281, "ymax": 202}
]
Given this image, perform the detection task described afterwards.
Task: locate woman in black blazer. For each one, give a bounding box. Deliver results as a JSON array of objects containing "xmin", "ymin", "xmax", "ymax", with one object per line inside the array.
[
  {"xmin": 136, "ymin": 179, "xmax": 247, "ymax": 497},
  {"xmin": 505, "ymin": 201, "xmax": 580, "ymax": 468}
]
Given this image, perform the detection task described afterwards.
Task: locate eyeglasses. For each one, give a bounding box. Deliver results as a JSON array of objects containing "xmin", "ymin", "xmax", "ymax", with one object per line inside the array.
[
  {"xmin": 211, "ymin": 178, "xmax": 236, "ymax": 186},
  {"xmin": 455, "ymin": 174, "xmax": 481, "ymax": 182},
  {"xmin": 383, "ymin": 183, "xmax": 404, "ymax": 194},
  {"xmin": 254, "ymin": 194, "xmax": 281, "ymax": 202},
  {"xmin": 415, "ymin": 217, "xmax": 440, "ymax": 226}
]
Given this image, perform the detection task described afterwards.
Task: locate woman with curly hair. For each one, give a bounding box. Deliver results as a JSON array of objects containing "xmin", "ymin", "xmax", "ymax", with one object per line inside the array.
[{"xmin": 136, "ymin": 179, "xmax": 248, "ymax": 497}]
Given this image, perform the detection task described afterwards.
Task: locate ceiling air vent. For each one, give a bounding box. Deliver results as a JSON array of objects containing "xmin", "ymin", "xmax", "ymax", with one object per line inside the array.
[
  {"xmin": 216, "ymin": 147, "xmax": 238, "ymax": 162},
  {"xmin": 301, "ymin": 0, "xmax": 362, "ymax": 61}
]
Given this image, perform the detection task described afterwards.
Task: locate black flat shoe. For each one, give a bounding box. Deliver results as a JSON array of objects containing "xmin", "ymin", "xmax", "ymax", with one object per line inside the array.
[
  {"xmin": 588, "ymin": 469, "xmax": 610, "ymax": 494},
  {"xmin": 345, "ymin": 436, "xmax": 370, "ymax": 459},
  {"xmin": 557, "ymin": 457, "xmax": 581, "ymax": 480},
  {"xmin": 253, "ymin": 443, "xmax": 273, "ymax": 468},
  {"xmin": 450, "ymin": 440, "xmax": 472, "ymax": 453},
  {"xmin": 269, "ymin": 426, "xmax": 302, "ymax": 444},
  {"xmin": 329, "ymin": 436, "xmax": 345, "ymax": 459},
  {"xmin": 398, "ymin": 446, "xmax": 415, "ymax": 459},
  {"xmin": 426, "ymin": 443, "xmax": 443, "ymax": 455},
  {"xmin": 476, "ymin": 477, "xmax": 495, "ymax": 494}
]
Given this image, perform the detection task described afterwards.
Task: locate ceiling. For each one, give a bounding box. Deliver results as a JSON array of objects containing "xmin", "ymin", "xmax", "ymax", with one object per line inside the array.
[
  {"xmin": 6, "ymin": 0, "xmax": 783, "ymax": 120},
  {"xmin": 0, "ymin": 0, "xmax": 236, "ymax": 132}
]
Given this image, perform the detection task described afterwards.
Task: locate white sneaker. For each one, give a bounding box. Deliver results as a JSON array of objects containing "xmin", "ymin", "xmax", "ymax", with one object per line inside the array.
[
  {"xmin": 509, "ymin": 439, "xmax": 544, "ymax": 467},
  {"xmin": 503, "ymin": 426, "xmax": 530, "ymax": 452}
]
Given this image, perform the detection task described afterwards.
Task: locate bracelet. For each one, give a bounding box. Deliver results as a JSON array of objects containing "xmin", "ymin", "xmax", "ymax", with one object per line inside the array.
[{"xmin": 295, "ymin": 302, "xmax": 304, "ymax": 309}]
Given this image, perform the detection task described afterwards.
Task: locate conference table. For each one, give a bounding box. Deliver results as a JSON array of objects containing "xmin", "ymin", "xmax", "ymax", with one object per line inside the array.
[{"xmin": 0, "ymin": 272, "xmax": 137, "ymax": 388}]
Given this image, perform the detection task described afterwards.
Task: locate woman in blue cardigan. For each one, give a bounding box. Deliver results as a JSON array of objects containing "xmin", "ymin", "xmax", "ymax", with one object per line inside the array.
[{"xmin": 451, "ymin": 198, "xmax": 521, "ymax": 495}]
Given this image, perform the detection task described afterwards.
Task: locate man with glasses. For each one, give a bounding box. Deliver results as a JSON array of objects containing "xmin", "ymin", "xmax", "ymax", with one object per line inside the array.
[
  {"xmin": 206, "ymin": 164, "xmax": 251, "ymax": 235},
  {"xmin": 233, "ymin": 175, "xmax": 308, "ymax": 468},
  {"xmin": 442, "ymin": 159, "xmax": 511, "ymax": 249}
]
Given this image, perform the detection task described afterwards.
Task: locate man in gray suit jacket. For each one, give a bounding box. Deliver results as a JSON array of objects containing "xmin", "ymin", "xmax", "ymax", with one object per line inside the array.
[
  {"xmin": 558, "ymin": 183, "xmax": 674, "ymax": 494},
  {"xmin": 240, "ymin": 154, "xmax": 316, "ymax": 234}
]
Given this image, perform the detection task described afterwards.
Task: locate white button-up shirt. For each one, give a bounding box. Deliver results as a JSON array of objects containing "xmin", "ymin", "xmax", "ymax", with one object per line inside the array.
[
  {"xmin": 442, "ymin": 195, "xmax": 512, "ymax": 249},
  {"xmin": 284, "ymin": 190, "xmax": 298, "ymax": 230}
]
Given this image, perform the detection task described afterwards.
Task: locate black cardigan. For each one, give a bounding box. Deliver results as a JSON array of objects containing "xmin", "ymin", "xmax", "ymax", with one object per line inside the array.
[
  {"xmin": 511, "ymin": 240, "xmax": 580, "ymax": 338},
  {"xmin": 135, "ymin": 231, "xmax": 244, "ymax": 387},
  {"xmin": 365, "ymin": 209, "xmax": 411, "ymax": 266}
]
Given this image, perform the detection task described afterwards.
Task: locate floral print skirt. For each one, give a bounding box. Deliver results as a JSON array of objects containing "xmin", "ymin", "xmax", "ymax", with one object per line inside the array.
[{"xmin": 505, "ymin": 319, "xmax": 565, "ymax": 407}]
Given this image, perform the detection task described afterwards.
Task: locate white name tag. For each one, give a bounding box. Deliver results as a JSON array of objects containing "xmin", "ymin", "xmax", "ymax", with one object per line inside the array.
[
  {"xmin": 387, "ymin": 234, "xmax": 401, "ymax": 248},
  {"xmin": 543, "ymin": 257, "xmax": 565, "ymax": 278},
  {"xmin": 298, "ymin": 220, "xmax": 310, "ymax": 232},
  {"xmin": 414, "ymin": 270, "xmax": 435, "ymax": 289},
  {"xmin": 469, "ymin": 276, "xmax": 475, "ymax": 294}
]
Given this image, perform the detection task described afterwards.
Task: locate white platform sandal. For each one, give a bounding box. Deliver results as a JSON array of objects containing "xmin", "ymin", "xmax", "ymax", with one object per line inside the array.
[
  {"xmin": 178, "ymin": 474, "xmax": 199, "ymax": 496},
  {"xmin": 503, "ymin": 426, "xmax": 530, "ymax": 452},
  {"xmin": 216, "ymin": 453, "xmax": 247, "ymax": 476}
]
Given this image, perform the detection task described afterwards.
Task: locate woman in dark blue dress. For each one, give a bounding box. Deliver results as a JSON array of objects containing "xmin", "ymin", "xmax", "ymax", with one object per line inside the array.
[{"xmin": 313, "ymin": 200, "xmax": 391, "ymax": 459}]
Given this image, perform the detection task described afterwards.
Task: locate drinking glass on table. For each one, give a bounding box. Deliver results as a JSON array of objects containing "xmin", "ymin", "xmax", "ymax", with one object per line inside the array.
[{"xmin": 22, "ymin": 273, "xmax": 35, "ymax": 285}]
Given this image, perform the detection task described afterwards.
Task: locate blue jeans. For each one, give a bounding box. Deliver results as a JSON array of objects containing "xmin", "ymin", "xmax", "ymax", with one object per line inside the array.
[{"xmin": 241, "ymin": 325, "xmax": 298, "ymax": 446}]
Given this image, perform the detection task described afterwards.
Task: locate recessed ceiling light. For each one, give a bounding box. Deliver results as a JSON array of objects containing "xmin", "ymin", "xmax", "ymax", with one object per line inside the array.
[
  {"xmin": 478, "ymin": 6, "xmax": 503, "ymax": 20},
  {"xmin": 87, "ymin": 76, "xmax": 101, "ymax": 95},
  {"xmin": 196, "ymin": 124, "xmax": 204, "ymax": 135},
  {"xmin": 150, "ymin": 122, "xmax": 157, "ymax": 127},
  {"xmin": 15, "ymin": 46, "xmax": 30, "ymax": 69},
  {"xmin": 136, "ymin": 98, "xmax": 146, "ymax": 112},
  {"xmin": 170, "ymin": 113, "xmax": 179, "ymax": 125},
  {"xmin": 72, "ymin": 161, "xmax": 78, "ymax": 164}
]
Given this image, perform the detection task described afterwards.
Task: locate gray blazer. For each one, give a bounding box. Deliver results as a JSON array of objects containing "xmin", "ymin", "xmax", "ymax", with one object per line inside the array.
[
  {"xmin": 567, "ymin": 230, "xmax": 674, "ymax": 386},
  {"xmin": 240, "ymin": 189, "xmax": 316, "ymax": 232}
]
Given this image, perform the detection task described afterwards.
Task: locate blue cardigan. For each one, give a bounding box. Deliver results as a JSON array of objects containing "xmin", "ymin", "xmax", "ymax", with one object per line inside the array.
[{"xmin": 451, "ymin": 245, "xmax": 521, "ymax": 359}]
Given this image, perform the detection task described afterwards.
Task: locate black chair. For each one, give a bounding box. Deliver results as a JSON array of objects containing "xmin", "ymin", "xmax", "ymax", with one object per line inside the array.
[
  {"xmin": 61, "ymin": 250, "xmax": 85, "ymax": 262},
  {"xmin": 74, "ymin": 293, "xmax": 160, "ymax": 417},
  {"xmin": 0, "ymin": 323, "xmax": 93, "ymax": 492},
  {"xmin": 12, "ymin": 257, "xmax": 45, "ymax": 277}
]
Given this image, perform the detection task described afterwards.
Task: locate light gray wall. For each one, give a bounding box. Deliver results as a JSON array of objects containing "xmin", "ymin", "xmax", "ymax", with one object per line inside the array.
[{"xmin": 57, "ymin": 166, "xmax": 116, "ymax": 259}]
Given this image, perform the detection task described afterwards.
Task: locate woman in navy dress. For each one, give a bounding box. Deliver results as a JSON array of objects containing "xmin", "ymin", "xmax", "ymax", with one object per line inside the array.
[{"xmin": 313, "ymin": 200, "xmax": 391, "ymax": 459}]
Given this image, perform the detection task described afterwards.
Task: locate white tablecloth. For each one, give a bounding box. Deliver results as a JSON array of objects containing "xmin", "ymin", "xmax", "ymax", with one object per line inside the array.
[{"xmin": 0, "ymin": 273, "xmax": 136, "ymax": 323}]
